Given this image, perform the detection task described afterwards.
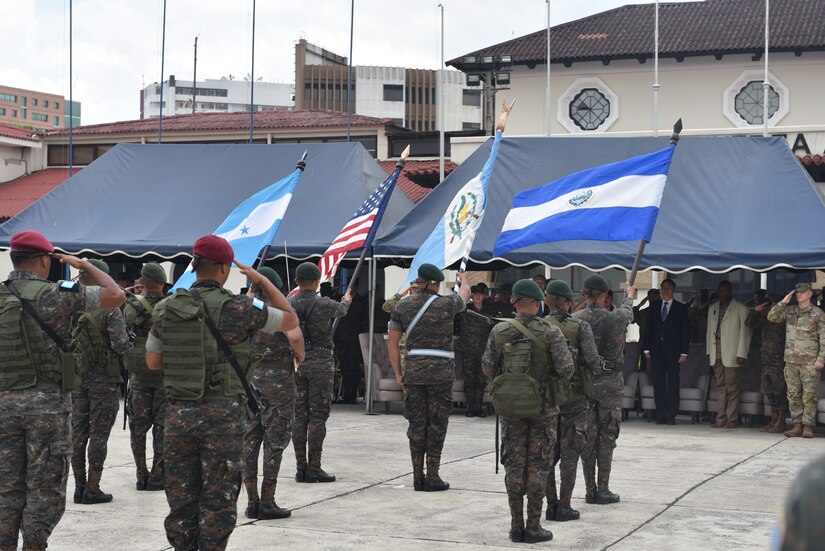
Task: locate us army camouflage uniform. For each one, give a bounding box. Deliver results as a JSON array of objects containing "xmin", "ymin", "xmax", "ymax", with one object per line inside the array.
[
  {"xmin": 574, "ymin": 296, "xmax": 633, "ymax": 494},
  {"xmin": 389, "ymin": 290, "xmax": 465, "ymax": 481},
  {"xmin": 291, "ymin": 290, "xmax": 350, "ymax": 472},
  {"xmin": 244, "ymin": 288, "xmax": 297, "ymax": 500},
  {"xmin": 747, "ymin": 308, "xmax": 787, "ymax": 410},
  {"xmin": 0, "ymin": 270, "xmax": 99, "ymax": 551},
  {"xmin": 481, "ymin": 313, "xmax": 574, "ymax": 529},
  {"xmin": 457, "ymin": 300, "xmax": 497, "ymax": 414},
  {"xmin": 768, "ymin": 302, "xmax": 825, "ymax": 427},
  {"xmin": 124, "ymin": 291, "xmax": 168, "ymax": 486},
  {"xmin": 777, "ymin": 453, "xmax": 825, "ymax": 550},
  {"xmin": 71, "ymin": 307, "xmax": 132, "ymax": 493},
  {"xmin": 383, "ymin": 293, "xmax": 408, "ymax": 370},
  {"xmin": 150, "ymin": 280, "xmax": 274, "ymax": 551},
  {"xmin": 545, "ymin": 308, "xmax": 603, "ymax": 513}
]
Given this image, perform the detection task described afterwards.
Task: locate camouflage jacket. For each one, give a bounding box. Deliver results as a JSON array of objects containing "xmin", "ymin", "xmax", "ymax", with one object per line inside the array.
[
  {"xmin": 85, "ymin": 306, "xmax": 133, "ymax": 384},
  {"xmin": 250, "ymin": 288, "xmax": 294, "ymax": 365},
  {"xmin": 573, "ymin": 297, "xmax": 633, "ymax": 368},
  {"xmin": 124, "ymin": 291, "xmax": 166, "ymax": 339},
  {"xmin": 746, "ymin": 308, "xmax": 786, "ymax": 360},
  {"xmin": 291, "ymin": 289, "xmax": 350, "ymax": 359},
  {"xmin": 767, "ymin": 302, "xmax": 825, "ymax": 365},
  {"xmin": 389, "ymin": 289, "xmax": 466, "ymax": 385},
  {"xmin": 457, "ymin": 299, "xmax": 497, "ymax": 358}
]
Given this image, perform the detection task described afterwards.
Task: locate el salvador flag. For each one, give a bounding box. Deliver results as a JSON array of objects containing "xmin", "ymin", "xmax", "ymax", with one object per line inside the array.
[
  {"xmin": 403, "ymin": 130, "xmax": 503, "ymax": 286},
  {"xmin": 171, "ymin": 166, "xmax": 304, "ymax": 291},
  {"xmin": 494, "ymin": 145, "xmax": 675, "ymax": 256}
]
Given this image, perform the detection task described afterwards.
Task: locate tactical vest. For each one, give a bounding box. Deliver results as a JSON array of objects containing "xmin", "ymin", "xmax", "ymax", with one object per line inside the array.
[
  {"xmin": 0, "ymin": 279, "xmax": 80, "ymax": 392},
  {"xmin": 72, "ymin": 312, "xmax": 123, "ymax": 379},
  {"xmin": 160, "ymin": 287, "xmax": 256, "ymax": 402},
  {"xmin": 490, "ymin": 317, "xmax": 564, "ymax": 418},
  {"xmin": 123, "ymin": 297, "xmax": 162, "ymax": 382},
  {"xmin": 546, "ymin": 313, "xmax": 595, "ymax": 399}
]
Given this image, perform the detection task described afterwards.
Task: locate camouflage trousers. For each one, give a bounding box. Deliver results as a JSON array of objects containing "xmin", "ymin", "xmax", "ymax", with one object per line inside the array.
[
  {"xmin": 761, "ymin": 354, "xmax": 788, "ymax": 410},
  {"xmin": 460, "ymin": 351, "xmax": 486, "ymax": 407},
  {"xmin": 244, "ymin": 362, "xmax": 296, "ymax": 484},
  {"xmin": 582, "ymin": 371, "xmax": 623, "ymax": 490},
  {"xmin": 71, "ymin": 379, "xmax": 120, "ymax": 477},
  {"xmin": 164, "ymin": 400, "xmax": 246, "ymax": 551},
  {"xmin": 548, "ymin": 399, "xmax": 588, "ymax": 502},
  {"xmin": 403, "ymin": 382, "xmax": 453, "ymax": 458},
  {"xmin": 127, "ymin": 377, "xmax": 167, "ymax": 472},
  {"xmin": 501, "ymin": 411, "xmax": 557, "ymax": 525},
  {"xmin": 292, "ymin": 360, "xmax": 333, "ymax": 468},
  {"xmin": 0, "ymin": 412, "xmax": 71, "ymax": 551},
  {"xmin": 785, "ymin": 362, "xmax": 821, "ymax": 427}
]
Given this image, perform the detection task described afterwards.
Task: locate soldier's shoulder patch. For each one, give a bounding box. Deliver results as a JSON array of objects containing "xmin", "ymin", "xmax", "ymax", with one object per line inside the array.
[
  {"xmin": 59, "ymin": 280, "xmax": 79, "ymax": 292},
  {"xmin": 252, "ymin": 297, "xmax": 265, "ymax": 311}
]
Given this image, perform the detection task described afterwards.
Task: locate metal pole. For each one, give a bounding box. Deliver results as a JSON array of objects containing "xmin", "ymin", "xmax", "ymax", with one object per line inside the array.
[
  {"xmin": 249, "ymin": 0, "xmax": 256, "ymax": 144},
  {"xmin": 330, "ymin": 247, "xmax": 370, "ymax": 336},
  {"xmin": 347, "ymin": 0, "xmax": 354, "ymax": 142},
  {"xmin": 438, "ymin": 3, "xmax": 445, "ymax": 182},
  {"xmin": 192, "ymin": 36, "xmax": 198, "ymax": 114},
  {"xmin": 653, "ymin": 0, "xmax": 660, "ymax": 137},
  {"xmin": 365, "ymin": 249, "xmax": 377, "ymax": 414},
  {"xmin": 69, "ymin": 0, "xmax": 73, "ymax": 175},
  {"xmin": 762, "ymin": 0, "xmax": 770, "ymax": 137},
  {"xmin": 158, "ymin": 0, "xmax": 167, "ymax": 143},
  {"xmin": 545, "ymin": 0, "xmax": 551, "ymax": 136}
]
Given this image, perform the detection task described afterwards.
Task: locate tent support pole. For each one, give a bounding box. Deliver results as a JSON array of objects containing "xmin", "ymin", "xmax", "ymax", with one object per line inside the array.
[{"xmin": 365, "ymin": 250, "xmax": 377, "ymax": 414}]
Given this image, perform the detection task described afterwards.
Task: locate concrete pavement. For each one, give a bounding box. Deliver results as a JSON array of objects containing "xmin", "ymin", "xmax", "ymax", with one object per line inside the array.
[{"xmin": 45, "ymin": 405, "xmax": 821, "ymax": 550}]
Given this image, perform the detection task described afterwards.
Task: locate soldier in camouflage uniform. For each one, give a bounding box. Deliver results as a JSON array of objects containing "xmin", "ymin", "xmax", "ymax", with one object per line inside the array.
[
  {"xmin": 768, "ymin": 283, "xmax": 825, "ymax": 439},
  {"xmin": 775, "ymin": 452, "xmax": 825, "ymax": 550},
  {"xmin": 146, "ymin": 235, "xmax": 298, "ymax": 551},
  {"xmin": 388, "ymin": 264, "xmax": 469, "ymax": 492},
  {"xmin": 71, "ymin": 258, "xmax": 133, "ymax": 505},
  {"xmin": 124, "ymin": 262, "xmax": 169, "ymax": 491},
  {"xmin": 574, "ymin": 274, "xmax": 635, "ymax": 505},
  {"xmin": 290, "ymin": 262, "xmax": 351, "ymax": 483},
  {"xmin": 243, "ymin": 267, "xmax": 305, "ymax": 520},
  {"xmin": 543, "ymin": 279, "xmax": 603, "ymax": 522},
  {"xmin": 0, "ymin": 230, "xmax": 124, "ymax": 551},
  {"xmin": 383, "ymin": 283, "xmax": 416, "ymax": 372},
  {"xmin": 482, "ymin": 279, "xmax": 574, "ymax": 543},
  {"xmin": 458, "ymin": 283, "xmax": 497, "ymax": 417},
  {"xmin": 747, "ymin": 295, "xmax": 787, "ymax": 433}
]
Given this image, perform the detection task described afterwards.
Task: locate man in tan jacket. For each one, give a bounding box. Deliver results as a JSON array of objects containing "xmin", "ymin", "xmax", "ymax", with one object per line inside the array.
[{"xmin": 706, "ymin": 280, "xmax": 752, "ymax": 428}]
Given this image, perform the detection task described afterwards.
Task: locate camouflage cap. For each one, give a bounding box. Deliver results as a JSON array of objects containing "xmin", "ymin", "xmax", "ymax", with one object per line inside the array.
[
  {"xmin": 295, "ymin": 262, "xmax": 321, "ymax": 281},
  {"xmin": 82, "ymin": 258, "xmax": 109, "ymax": 275},
  {"xmin": 546, "ymin": 279, "xmax": 574, "ymax": 300},
  {"xmin": 583, "ymin": 274, "xmax": 610, "ymax": 293},
  {"xmin": 795, "ymin": 282, "xmax": 813, "ymax": 292},
  {"xmin": 257, "ymin": 266, "xmax": 283, "ymax": 290},
  {"xmin": 140, "ymin": 262, "xmax": 167, "ymax": 284},
  {"xmin": 417, "ymin": 263, "xmax": 444, "ymax": 282},
  {"xmin": 512, "ymin": 279, "xmax": 544, "ymax": 301}
]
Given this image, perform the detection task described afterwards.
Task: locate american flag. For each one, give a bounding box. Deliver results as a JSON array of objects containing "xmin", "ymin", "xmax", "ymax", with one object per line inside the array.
[{"xmin": 317, "ymin": 164, "xmax": 403, "ymax": 282}]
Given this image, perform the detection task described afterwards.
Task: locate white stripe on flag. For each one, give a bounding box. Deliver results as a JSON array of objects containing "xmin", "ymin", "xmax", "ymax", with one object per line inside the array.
[
  {"xmin": 331, "ymin": 216, "xmax": 375, "ymax": 243},
  {"xmin": 502, "ymin": 174, "xmax": 666, "ymax": 232}
]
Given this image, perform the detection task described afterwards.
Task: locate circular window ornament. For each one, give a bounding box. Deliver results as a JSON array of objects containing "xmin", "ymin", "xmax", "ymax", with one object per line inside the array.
[
  {"xmin": 569, "ymin": 88, "xmax": 611, "ymax": 131},
  {"xmin": 734, "ymin": 81, "xmax": 779, "ymax": 125},
  {"xmin": 723, "ymin": 70, "xmax": 788, "ymax": 128},
  {"xmin": 558, "ymin": 77, "xmax": 619, "ymax": 133}
]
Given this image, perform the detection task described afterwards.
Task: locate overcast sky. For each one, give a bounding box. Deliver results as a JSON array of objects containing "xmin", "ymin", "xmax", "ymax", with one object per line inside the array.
[{"xmin": 4, "ymin": 0, "xmax": 700, "ymax": 125}]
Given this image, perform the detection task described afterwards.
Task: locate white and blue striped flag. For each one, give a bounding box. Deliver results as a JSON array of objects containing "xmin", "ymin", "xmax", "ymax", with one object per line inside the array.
[
  {"xmin": 494, "ymin": 145, "xmax": 675, "ymax": 256},
  {"xmin": 171, "ymin": 166, "xmax": 304, "ymax": 291},
  {"xmin": 403, "ymin": 130, "xmax": 503, "ymax": 286}
]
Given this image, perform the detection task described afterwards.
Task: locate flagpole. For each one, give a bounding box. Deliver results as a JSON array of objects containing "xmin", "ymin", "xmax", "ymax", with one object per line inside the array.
[
  {"xmin": 346, "ymin": 0, "xmax": 354, "ymax": 142},
  {"xmin": 365, "ymin": 248, "xmax": 377, "ymax": 414},
  {"xmin": 249, "ymin": 0, "xmax": 256, "ymax": 144},
  {"xmin": 628, "ymin": 118, "xmax": 682, "ymax": 287},
  {"xmin": 652, "ymin": 0, "xmax": 660, "ymax": 137},
  {"xmin": 545, "ymin": 0, "xmax": 551, "ymax": 136},
  {"xmin": 438, "ymin": 3, "xmax": 445, "ymax": 183},
  {"xmin": 158, "ymin": 0, "xmax": 167, "ymax": 144},
  {"xmin": 762, "ymin": 0, "xmax": 770, "ymax": 138}
]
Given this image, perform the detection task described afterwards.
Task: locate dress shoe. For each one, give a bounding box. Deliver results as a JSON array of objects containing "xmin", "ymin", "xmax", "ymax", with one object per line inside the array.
[
  {"xmin": 81, "ymin": 487, "xmax": 113, "ymax": 504},
  {"xmin": 295, "ymin": 469, "xmax": 307, "ymax": 482},
  {"xmin": 523, "ymin": 525, "xmax": 553, "ymax": 543},
  {"xmin": 509, "ymin": 526, "xmax": 524, "ymax": 543},
  {"xmin": 710, "ymin": 419, "xmax": 726, "ymax": 428},
  {"xmin": 465, "ymin": 410, "xmax": 475, "ymax": 418},
  {"xmin": 258, "ymin": 502, "xmax": 291, "ymax": 519},
  {"xmin": 475, "ymin": 407, "xmax": 487, "ymax": 418},
  {"xmin": 423, "ymin": 477, "xmax": 450, "ymax": 492},
  {"xmin": 667, "ymin": 418, "xmax": 676, "ymax": 426},
  {"xmin": 306, "ymin": 468, "xmax": 336, "ymax": 483},
  {"xmin": 724, "ymin": 421, "xmax": 737, "ymax": 429},
  {"xmin": 244, "ymin": 501, "xmax": 259, "ymax": 519},
  {"xmin": 655, "ymin": 418, "xmax": 667, "ymax": 425},
  {"xmin": 585, "ymin": 490, "xmax": 597, "ymax": 504},
  {"xmin": 413, "ymin": 477, "xmax": 425, "ymax": 491},
  {"xmin": 554, "ymin": 504, "xmax": 580, "ymax": 521},
  {"xmin": 595, "ymin": 489, "xmax": 620, "ymax": 504}
]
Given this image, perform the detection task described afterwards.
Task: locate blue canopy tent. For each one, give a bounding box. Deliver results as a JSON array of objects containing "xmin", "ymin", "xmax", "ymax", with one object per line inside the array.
[
  {"xmin": 0, "ymin": 143, "xmax": 414, "ymax": 261},
  {"xmin": 373, "ymin": 136, "xmax": 825, "ymax": 273}
]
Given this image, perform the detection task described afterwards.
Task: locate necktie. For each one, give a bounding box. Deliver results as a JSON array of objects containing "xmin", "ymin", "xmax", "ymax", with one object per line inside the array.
[{"xmin": 662, "ymin": 301, "xmax": 669, "ymax": 322}]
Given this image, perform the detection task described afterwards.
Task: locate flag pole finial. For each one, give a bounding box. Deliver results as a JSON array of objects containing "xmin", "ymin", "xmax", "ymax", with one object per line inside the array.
[
  {"xmin": 670, "ymin": 119, "xmax": 683, "ymax": 145},
  {"xmin": 296, "ymin": 150, "xmax": 308, "ymax": 171},
  {"xmin": 396, "ymin": 145, "xmax": 411, "ymax": 168},
  {"xmin": 496, "ymin": 97, "xmax": 516, "ymax": 133}
]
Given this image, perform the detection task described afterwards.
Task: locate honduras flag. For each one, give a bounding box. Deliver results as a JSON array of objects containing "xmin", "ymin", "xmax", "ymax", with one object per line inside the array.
[
  {"xmin": 494, "ymin": 145, "xmax": 675, "ymax": 256},
  {"xmin": 403, "ymin": 130, "xmax": 503, "ymax": 286},
  {"xmin": 171, "ymin": 166, "xmax": 304, "ymax": 291}
]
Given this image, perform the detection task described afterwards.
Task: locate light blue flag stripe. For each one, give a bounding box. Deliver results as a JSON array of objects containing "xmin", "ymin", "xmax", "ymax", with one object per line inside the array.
[{"xmin": 171, "ymin": 167, "xmax": 303, "ymax": 291}]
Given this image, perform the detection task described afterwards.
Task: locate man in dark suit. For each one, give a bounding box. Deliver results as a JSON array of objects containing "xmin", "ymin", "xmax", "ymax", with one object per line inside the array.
[{"xmin": 643, "ymin": 279, "xmax": 690, "ymax": 425}]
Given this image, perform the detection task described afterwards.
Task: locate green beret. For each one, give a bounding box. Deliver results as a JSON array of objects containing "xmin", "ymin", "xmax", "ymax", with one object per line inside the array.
[
  {"xmin": 583, "ymin": 274, "xmax": 609, "ymax": 294},
  {"xmin": 83, "ymin": 258, "xmax": 109, "ymax": 274},
  {"xmin": 257, "ymin": 266, "xmax": 283, "ymax": 290},
  {"xmin": 140, "ymin": 262, "xmax": 167, "ymax": 284},
  {"xmin": 295, "ymin": 262, "xmax": 321, "ymax": 281},
  {"xmin": 546, "ymin": 279, "xmax": 574, "ymax": 300},
  {"xmin": 795, "ymin": 282, "xmax": 812, "ymax": 292},
  {"xmin": 512, "ymin": 279, "xmax": 544, "ymax": 301},
  {"xmin": 417, "ymin": 263, "xmax": 444, "ymax": 282}
]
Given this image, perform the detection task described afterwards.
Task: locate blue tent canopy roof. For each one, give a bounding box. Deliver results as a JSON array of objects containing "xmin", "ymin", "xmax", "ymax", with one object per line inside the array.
[
  {"xmin": 0, "ymin": 143, "xmax": 414, "ymax": 261},
  {"xmin": 373, "ymin": 136, "xmax": 825, "ymax": 273}
]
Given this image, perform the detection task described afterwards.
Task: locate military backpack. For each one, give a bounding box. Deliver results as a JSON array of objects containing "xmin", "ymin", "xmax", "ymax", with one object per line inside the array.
[
  {"xmin": 123, "ymin": 296, "xmax": 162, "ymax": 382},
  {"xmin": 72, "ymin": 312, "xmax": 123, "ymax": 379},
  {"xmin": 545, "ymin": 313, "xmax": 596, "ymax": 399}
]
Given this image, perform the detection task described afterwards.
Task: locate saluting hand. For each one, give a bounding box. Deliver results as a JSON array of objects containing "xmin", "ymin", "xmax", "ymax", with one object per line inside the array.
[
  {"xmin": 53, "ymin": 253, "xmax": 85, "ymax": 270},
  {"xmin": 782, "ymin": 290, "xmax": 795, "ymax": 304},
  {"xmin": 234, "ymin": 260, "xmax": 263, "ymax": 284}
]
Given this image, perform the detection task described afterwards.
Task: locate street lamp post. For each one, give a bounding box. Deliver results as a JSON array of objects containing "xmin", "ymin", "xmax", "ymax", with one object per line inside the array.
[{"xmin": 463, "ymin": 55, "xmax": 512, "ymax": 135}]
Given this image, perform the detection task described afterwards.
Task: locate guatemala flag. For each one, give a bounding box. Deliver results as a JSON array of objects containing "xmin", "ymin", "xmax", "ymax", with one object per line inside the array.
[
  {"xmin": 403, "ymin": 130, "xmax": 503, "ymax": 286},
  {"xmin": 171, "ymin": 166, "xmax": 304, "ymax": 291},
  {"xmin": 494, "ymin": 144, "xmax": 675, "ymax": 256}
]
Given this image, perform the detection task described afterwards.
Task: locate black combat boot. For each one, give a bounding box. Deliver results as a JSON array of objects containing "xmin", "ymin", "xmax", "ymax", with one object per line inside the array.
[
  {"xmin": 72, "ymin": 464, "xmax": 86, "ymax": 504},
  {"xmin": 508, "ymin": 495, "xmax": 524, "ymax": 542},
  {"xmin": 595, "ymin": 470, "xmax": 620, "ymax": 504},
  {"xmin": 583, "ymin": 461, "xmax": 597, "ymax": 504},
  {"xmin": 555, "ymin": 484, "xmax": 580, "ymax": 521},
  {"xmin": 295, "ymin": 445, "xmax": 308, "ymax": 482},
  {"xmin": 135, "ymin": 456, "xmax": 149, "ymax": 491},
  {"xmin": 82, "ymin": 470, "xmax": 113, "ymax": 504},
  {"xmin": 243, "ymin": 478, "xmax": 260, "ymax": 519},
  {"xmin": 412, "ymin": 453, "xmax": 425, "ymax": 491},
  {"xmin": 306, "ymin": 452, "xmax": 336, "ymax": 483},
  {"xmin": 423, "ymin": 453, "xmax": 449, "ymax": 491},
  {"xmin": 524, "ymin": 499, "xmax": 553, "ymax": 543},
  {"xmin": 146, "ymin": 460, "xmax": 164, "ymax": 491},
  {"xmin": 475, "ymin": 389, "xmax": 487, "ymax": 418},
  {"xmin": 545, "ymin": 471, "xmax": 558, "ymax": 521},
  {"xmin": 257, "ymin": 480, "xmax": 291, "ymax": 519}
]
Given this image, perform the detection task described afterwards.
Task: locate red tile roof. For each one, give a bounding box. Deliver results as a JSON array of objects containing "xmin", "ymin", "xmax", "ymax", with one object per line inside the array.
[
  {"xmin": 449, "ymin": 0, "xmax": 825, "ymax": 69},
  {"xmin": 43, "ymin": 109, "xmax": 391, "ymax": 137},
  {"xmin": 0, "ymin": 168, "xmax": 80, "ymax": 219},
  {"xmin": 378, "ymin": 160, "xmax": 457, "ymax": 204},
  {"xmin": 0, "ymin": 123, "xmax": 39, "ymax": 143}
]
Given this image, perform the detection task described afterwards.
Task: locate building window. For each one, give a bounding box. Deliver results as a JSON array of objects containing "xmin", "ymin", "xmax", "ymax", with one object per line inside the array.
[
  {"xmin": 21, "ymin": 97, "xmax": 27, "ymax": 107},
  {"xmin": 0, "ymin": 93, "xmax": 17, "ymax": 102},
  {"xmin": 11, "ymin": 109, "xmax": 17, "ymax": 117},
  {"xmin": 569, "ymin": 88, "xmax": 611, "ymax": 131},
  {"xmin": 383, "ymin": 84, "xmax": 403, "ymax": 102},
  {"xmin": 32, "ymin": 113, "xmax": 48, "ymax": 122},
  {"xmin": 462, "ymin": 122, "xmax": 481, "ymax": 131},
  {"xmin": 557, "ymin": 77, "xmax": 619, "ymax": 133},
  {"xmin": 389, "ymin": 118, "xmax": 403, "ymax": 126},
  {"xmin": 462, "ymin": 90, "xmax": 481, "ymax": 107},
  {"xmin": 734, "ymin": 81, "xmax": 779, "ymax": 125},
  {"xmin": 32, "ymin": 98, "xmax": 38, "ymax": 106},
  {"xmin": 0, "ymin": 107, "xmax": 4, "ymax": 115},
  {"xmin": 54, "ymin": 101, "xmax": 60, "ymax": 110},
  {"xmin": 43, "ymin": 100, "xmax": 49, "ymax": 108},
  {"xmin": 53, "ymin": 116, "xmax": 59, "ymax": 126}
]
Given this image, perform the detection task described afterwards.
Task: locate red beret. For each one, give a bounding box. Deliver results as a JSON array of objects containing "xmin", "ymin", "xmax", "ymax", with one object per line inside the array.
[
  {"xmin": 193, "ymin": 235, "xmax": 234, "ymax": 265},
  {"xmin": 10, "ymin": 230, "xmax": 54, "ymax": 254}
]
